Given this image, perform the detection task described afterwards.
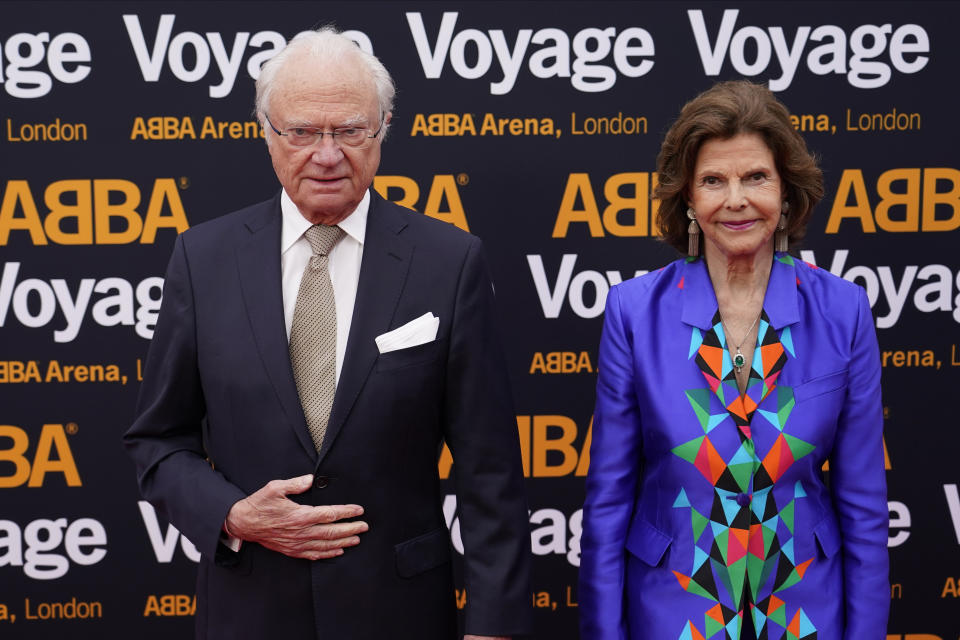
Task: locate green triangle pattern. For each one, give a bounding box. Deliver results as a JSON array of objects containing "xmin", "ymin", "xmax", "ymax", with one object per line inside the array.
[
  {"xmin": 715, "ymin": 529, "xmax": 730, "ymax": 564},
  {"xmin": 758, "ymin": 553, "xmax": 780, "ymax": 596},
  {"xmin": 705, "ymin": 612, "xmax": 725, "ymax": 638},
  {"xmin": 686, "ymin": 389, "xmax": 713, "ymax": 433},
  {"xmin": 783, "ymin": 433, "xmax": 815, "ymax": 460},
  {"xmin": 777, "ymin": 567, "xmax": 803, "ymax": 592},
  {"xmin": 768, "ymin": 600, "xmax": 787, "ymax": 627},
  {"xmin": 727, "ymin": 557, "xmax": 747, "ymax": 609},
  {"xmin": 711, "ymin": 558, "xmax": 735, "ymax": 604},
  {"xmin": 728, "ymin": 463, "xmax": 753, "ymax": 493},
  {"xmin": 692, "ymin": 509, "xmax": 709, "ymax": 542},
  {"xmin": 777, "ymin": 386, "xmax": 795, "ymax": 425},
  {"xmin": 747, "ymin": 553, "xmax": 765, "ymax": 602},
  {"xmin": 672, "ymin": 436, "xmax": 705, "ymax": 464},
  {"xmin": 781, "ymin": 500, "xmax": 795, "ymax": 534}
]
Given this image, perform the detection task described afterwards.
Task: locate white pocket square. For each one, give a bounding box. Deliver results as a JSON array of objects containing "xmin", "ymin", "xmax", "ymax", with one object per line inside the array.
[{"xmin": 375, "ymin": 312, "xmax": 439, "ymax": 354}]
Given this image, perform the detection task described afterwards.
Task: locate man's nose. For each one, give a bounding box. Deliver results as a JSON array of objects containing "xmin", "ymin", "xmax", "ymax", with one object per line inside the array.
[{"xmin": 308, "ymin": 135, "xmax": 344, "ymax": 165}]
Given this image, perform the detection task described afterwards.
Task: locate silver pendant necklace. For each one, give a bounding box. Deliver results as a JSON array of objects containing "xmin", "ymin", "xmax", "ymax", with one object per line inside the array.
[{"xmin": 719, "ymin": 311, "xmax": 762, "ymax": 374}]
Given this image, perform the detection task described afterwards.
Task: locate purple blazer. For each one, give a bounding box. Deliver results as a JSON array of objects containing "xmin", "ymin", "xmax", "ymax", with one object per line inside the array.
[{"xmin": 580, "ymin": 254, "xmax": 888, "ymax": 640}]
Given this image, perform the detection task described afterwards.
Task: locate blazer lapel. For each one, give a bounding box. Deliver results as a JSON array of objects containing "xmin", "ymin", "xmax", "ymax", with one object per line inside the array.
[
  {"xmin": 317, "ymin": 192, "xmax": 413, "ymax": 465},
  {"xmin": 235, "ymin": 195, "xmax": 317, "ymax": 461}
]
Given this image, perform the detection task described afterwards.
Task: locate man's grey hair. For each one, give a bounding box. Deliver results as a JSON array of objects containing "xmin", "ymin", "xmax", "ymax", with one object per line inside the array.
[{"xmin": 255, "ymin": 27, "xmax": 396, "ymax": 137}]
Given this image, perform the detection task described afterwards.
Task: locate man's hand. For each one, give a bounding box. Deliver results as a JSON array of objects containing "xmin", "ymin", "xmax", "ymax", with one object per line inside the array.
[{"xmin": 225, "ymin": 474, "xmax": 367, "ymax": 560}]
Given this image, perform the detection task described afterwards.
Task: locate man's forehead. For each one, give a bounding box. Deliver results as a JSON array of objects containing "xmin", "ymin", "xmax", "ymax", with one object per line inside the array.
[{"xmin": 272, "ymin": 59, "xmax": 377, "ymax": 114}]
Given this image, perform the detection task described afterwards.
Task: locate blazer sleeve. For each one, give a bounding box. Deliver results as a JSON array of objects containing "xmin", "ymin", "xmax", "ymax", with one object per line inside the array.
[
  {"xmin": 441, "ymin": 236, "xmax": 533, "ymax": 637},
  {"xmin": 123, "ymin": 234, "xmax": 247, "ymax": 560},
  {"xmin": 580, "ymin": 284, "xmax": 643, "ymax": 640},
  {"xmin": 831, "ymin": 287, "xmax": 890, "ymax": 638}
]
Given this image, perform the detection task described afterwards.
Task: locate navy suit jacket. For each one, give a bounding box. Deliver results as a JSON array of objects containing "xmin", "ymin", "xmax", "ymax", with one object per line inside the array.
[
  {"xmin": 580, "ymin": 255, "xmax": 889, "ymax": 640},
  {"xmin": 125, "ymin": 190, "xmax": 532, "ymax": 639}
]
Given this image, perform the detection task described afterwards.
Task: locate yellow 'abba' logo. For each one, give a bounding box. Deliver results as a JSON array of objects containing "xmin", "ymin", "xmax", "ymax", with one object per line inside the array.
[
  {"xmin": 0, "ymin": 179, "xmax": 189, "ymax": 245},
  {"xmin": 439, "ymin": 415, "xmax": 592, "ymax": 479},
  {"xmin": 529, "ymin": 351, "xmax": 594, "ymax": 374},
  {"xmin": 552, "ymin": 173, "xmax": 661, "ymax": 237},
  {"xmin": 826, "ymin": 168, "xmax": 960, "ymax": 233},
  {"xmin": 0, "ymin": 424, "xmax": 81, "ymax": 488},
  {"xmin": 373, "ymin": 175, "xmax": 468, "ymax": 232},
  {"xmin": 143, "ymin": 594, "xmax": 197, "ymax": 617},
  {"xmin": 130, "ymin": 116, "xmax": 264, "ymax": 140}
]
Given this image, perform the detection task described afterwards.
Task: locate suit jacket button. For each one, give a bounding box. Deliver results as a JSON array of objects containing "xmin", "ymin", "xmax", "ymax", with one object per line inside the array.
[
  {"xmin": 736, "ymin": 493, "xmax": 751, "ymax": 507},
  {"xmin": 314, "ymin": 476, "xmax": 330, "ymax": 489}
]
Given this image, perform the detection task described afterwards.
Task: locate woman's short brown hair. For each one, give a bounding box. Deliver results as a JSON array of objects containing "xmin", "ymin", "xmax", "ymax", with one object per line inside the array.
[{"xmin": 654, "ymin": 80, "xmax": 824, "ymax": 253}]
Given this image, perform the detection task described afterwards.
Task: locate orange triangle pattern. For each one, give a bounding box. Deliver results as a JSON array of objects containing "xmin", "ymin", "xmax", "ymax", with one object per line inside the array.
[
  {"xmin": 694, "ymin": 437, "xmax": 726, "ymax": 484},
  {"xmin": 787, "ymin": 610, "xmax": 802, "ymax": 636},
  {"xmin": 706, "ymin": 604, "xmax": 724, "ymax": 624},
  {"xmin": 761, "ymin": 343, "xmax": 784, "ymax": 373},
  {"xmin": 699, "ymin": 345, "xmax": 724, "ymax": 379},
  {"xmin": 795, "ymin": 558, "xmax": 813, "ymax": 579},
  {"xmin": 762, "ymin": 434, "xmax": 797, "ymax": 483},
  {"xmin": 766, "ymin": 594, "xmax": 785, "ymax": 615},
  {"xmin": 727, "ymin": 527, "xmax": 749, "ymax": 565},
  {"xmin": 673, "ymin": 570, "xmax": 691, "ymax": 590}
]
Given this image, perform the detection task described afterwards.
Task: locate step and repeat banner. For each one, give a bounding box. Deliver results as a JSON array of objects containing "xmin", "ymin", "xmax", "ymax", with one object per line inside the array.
[{"xmin": 1, "ymin": 1, "xmax": 958, "ymax": 638}]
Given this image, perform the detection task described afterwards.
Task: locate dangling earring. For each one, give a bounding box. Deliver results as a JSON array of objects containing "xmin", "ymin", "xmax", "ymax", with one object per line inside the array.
[
  {"xmin": 775, "ymin": 202, "xmax": 789, "ymax": 252},
  {"xmin": 687, "ymin": 208, "xmax": 700, "ymax": 257}
]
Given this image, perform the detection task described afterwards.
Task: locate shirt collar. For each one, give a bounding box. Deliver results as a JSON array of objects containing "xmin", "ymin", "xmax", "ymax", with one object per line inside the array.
[{"xmin": 280, "ymin": 188, "xmax": 369, "ymax": 254}]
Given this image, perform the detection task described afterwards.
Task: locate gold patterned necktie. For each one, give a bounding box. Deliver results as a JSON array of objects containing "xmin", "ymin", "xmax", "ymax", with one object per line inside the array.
[{"xmin": 289, "ymin": 224, "xmax": 346, "ymax": 452}]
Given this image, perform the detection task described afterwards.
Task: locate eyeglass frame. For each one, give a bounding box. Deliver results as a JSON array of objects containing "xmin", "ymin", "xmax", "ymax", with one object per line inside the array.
[{"xmin": 263, "ymin": 112, "xmax": 385, "ymax": 147}]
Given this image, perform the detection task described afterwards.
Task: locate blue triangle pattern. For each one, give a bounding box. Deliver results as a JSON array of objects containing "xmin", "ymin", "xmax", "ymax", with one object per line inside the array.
[
  {"xmin": 706, "ymin": 413, "xmax": 728, "ymax": 433},
  {"xmin": 781, "ymin": 537, "xmax": 795, "ymax": 565},
  {"xmin": 674, "ymin": 488, "xmax": 691, "ymax": 508},
  {"xmin": 780, "ymin": 326, "xmax": 795, "ymax": 358},
  {"xmin": 693, "ymin": 545, "xmax": 710, "ymax": 572},
  {"xmin": 689, "ymin": 327, "xmax": 704, "ymax": 359},
  {"xmin": 794, "ymin": 481, "xmax": 807, "ymax": 499},
  {"xmin": 716, "ymin": 488, "xmax": 741, "ymax": 525},
  {"xmin": 798, "ymin": 609, "xmax": 817, "ymax": 637},
  {"xmin": 757, "ymin": 409, "xmax": 783, "ymax": 431},
  {"xmin": 751, "ymin": 487, "xmax": 771, "ymax": 520}
]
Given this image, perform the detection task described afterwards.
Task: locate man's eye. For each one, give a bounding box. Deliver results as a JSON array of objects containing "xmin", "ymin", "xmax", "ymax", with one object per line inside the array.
[
  {"xmin": 290, "ymin": 128, "xmax": 311, "ymax": 137},
  {"xmin": 338, "ymin": 128, "xmax": 359, "ymax": 136}
]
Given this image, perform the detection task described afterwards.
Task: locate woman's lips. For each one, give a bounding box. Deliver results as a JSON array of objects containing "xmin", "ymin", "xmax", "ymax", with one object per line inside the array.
[{"xmin": 721, "ymin": 219, "xmax": 757, "ymax": 231}]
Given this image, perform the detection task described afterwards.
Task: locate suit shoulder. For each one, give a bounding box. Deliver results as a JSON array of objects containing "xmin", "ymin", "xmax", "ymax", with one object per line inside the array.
[
  {"xmin": 794, "ymin": 257, "xmax": 865, "ymax": 301},
  {"xmin": 378, "ymin": 197, "xmax": 478, "ymax": 252},
  {"xmin": 179, "ymin": 196, "xmax": 276, "ymax": 248},
  {"xmin": 613, "ymin": 257, "xmax": 685, "ymax": 303}
]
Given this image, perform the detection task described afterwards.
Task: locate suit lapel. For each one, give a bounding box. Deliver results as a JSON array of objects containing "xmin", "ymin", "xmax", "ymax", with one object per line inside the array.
[
  {"xmin": 235, "ymin": 195, "xmax": 317, "ymax": 460},
  {"xmin": 318, "ymin": 192, "xmax": 413, "ymax": 465}
]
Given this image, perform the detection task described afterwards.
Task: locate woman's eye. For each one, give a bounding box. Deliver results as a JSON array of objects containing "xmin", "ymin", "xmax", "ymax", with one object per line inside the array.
[{"xmin": 703, "ymin": 176, "xmax": 719, "ymax": 185}]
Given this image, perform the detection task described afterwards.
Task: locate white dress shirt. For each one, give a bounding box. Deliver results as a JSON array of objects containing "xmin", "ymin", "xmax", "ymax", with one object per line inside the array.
[{"xmin": 279, "ymin": 188, "xmax": 368, "ymax": 383}]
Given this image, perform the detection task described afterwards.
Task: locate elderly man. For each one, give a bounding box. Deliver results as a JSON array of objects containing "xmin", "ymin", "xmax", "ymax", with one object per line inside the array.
[{"xmin": 124, "ymin": 27, "xmax": 532, "ymax": 640}]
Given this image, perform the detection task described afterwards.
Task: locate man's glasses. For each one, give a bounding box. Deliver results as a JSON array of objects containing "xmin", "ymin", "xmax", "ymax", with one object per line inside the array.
[{"xmin": 264, "ymin": 112, "xmax": 384, "ymax": 147}]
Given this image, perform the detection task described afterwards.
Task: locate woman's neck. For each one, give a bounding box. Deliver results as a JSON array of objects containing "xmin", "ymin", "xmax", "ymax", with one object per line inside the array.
[{"xmin": 704, "ymin": 242, "xmax": 774, "ymax": 308}]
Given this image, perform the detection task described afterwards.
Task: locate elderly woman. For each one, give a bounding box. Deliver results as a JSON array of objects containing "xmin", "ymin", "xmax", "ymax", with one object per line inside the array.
[{"xmin": 579, "ymin": 81, "xmax": 888, "ymax": 640}]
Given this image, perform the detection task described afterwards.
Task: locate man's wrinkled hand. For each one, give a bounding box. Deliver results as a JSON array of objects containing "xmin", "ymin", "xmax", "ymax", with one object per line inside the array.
[{"xmin": 225, "ymin": 474, "xmax": 367, "ymax": 560}]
